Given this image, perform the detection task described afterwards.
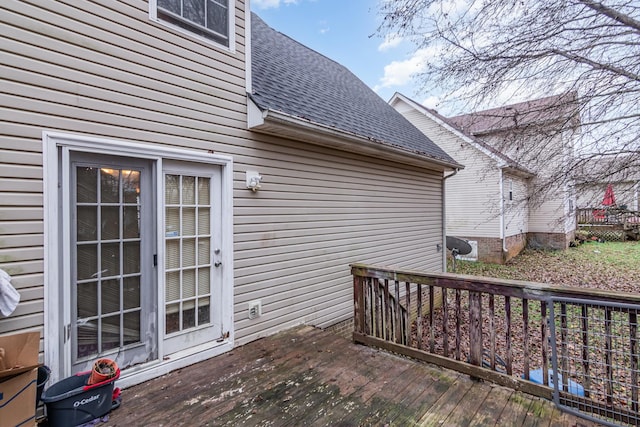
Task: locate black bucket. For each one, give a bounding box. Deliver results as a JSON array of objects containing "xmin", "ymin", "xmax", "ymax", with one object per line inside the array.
[{"xmin": 36, "ymin": 365, "xmax": 51, "ymax": 406}]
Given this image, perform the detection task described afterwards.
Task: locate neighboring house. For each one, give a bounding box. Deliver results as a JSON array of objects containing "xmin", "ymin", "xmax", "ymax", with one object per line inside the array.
[
  {"xmin": 0, "ymin": 1, "xmax": 459, "ymax": 389},
  {"xmin": 448, "ymin": 93, "xmax": 580, "ymax": 250},
  {"xmin": 574, "ymin": 153, "xmax": 640, "ymax": 211},
  {"xmin": 390, "ymin": 93, "xmax": 533, "ymax": 264}
]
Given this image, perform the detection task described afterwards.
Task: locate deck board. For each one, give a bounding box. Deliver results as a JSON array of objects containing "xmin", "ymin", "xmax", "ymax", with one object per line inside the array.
[{"xmin": 105, "ymin": 326, "xmax": 598, "ymax": 426}]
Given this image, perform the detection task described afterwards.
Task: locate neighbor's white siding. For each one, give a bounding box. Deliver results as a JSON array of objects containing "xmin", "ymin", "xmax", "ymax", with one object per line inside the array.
[
  {"xmin": 577, "ymin": 181, "xmax": 639, "ymax": 210},
  {"xmin": 0, "ymin": 0, "xmax": 445, "ymax": 352},
  {"xmin": 503, "ymin": 173, "xmax": 529, "ymax": 237},
  {"xmin": 392, "ymin": 101, "xmax": 502, "ymax": 239}
]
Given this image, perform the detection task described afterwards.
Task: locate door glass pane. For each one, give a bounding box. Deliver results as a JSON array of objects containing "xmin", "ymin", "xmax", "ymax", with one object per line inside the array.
[
  {"xmin": 182, "ymin": 176, "xmax": 196, "ymax": 204},
  {"xmin": 183, "ymin": 269, "xmax": 196, "ymax": 298},
  {"xmin": 198, "ymin": 208, "xmax": 210, "ymax": 234},
  {"xmin": 77, "ymin": 282, "xmax": 98, "ymax": 318},
  {"xmin": 183, "ymin": 238, "xmax": 196, "ymax": 267},
  {"xmin": 123, "ymin": 242, "xmax": 140, "ymax": 274},
  {"xmin": 183, "ymin": 208, "xmax": 196, "ymax": 235},
  {"xmin": 198, "ymin": 178, "xmax": 210, "ymax": 204},
  {"xmin": 123, "ymin": 170, "xmax": 140, "ymax": 203},
  {"xmin": 102, "ymin": 243, "xmax": 120, "ymax": 277},
  {"xmin": 77, "ymin": 206, "xmax": 97, "ymax": 241},
  {"xmin": 165, "ymin": 175, "xmax": 180, "ymax": 204},
  {"xmin": 198, "ymin": 297, "xmax": 210, "ymax": 324},
  {"xmin": 166, "ymin": 303, "xmax": 180, "ymax": 334},
  {"xmin": 198, "ymin": 238, "xmax": 210, "ymax": 265},
  {"xmin": 166, "ymin": 240, "xmax": 180, "ymax": 269},
  {"xmin": 123, "ymin": 277, "xmax": 141, "ymax": 310},
  {"xmin": 77, "ymin": 323, "xmax": 98, "ymax": 358},
  {"xmin": 77, "ymin": 244, "xmax": 98, "ymax": 280},
  {"xmin": 165, "ymin": 208, "xmax": 180, "ymax": 237},
  {"xmin": 198, "ymin": 268, "xmax": 210, "ymax": 295},
  {"xmin": 101, "ymin": 206, "xmax": 120, "ymax": 240},
  {"xmin": 101, "ymin": 279, "xmax": 120, "ymax": 315},
  {"xmin": 77, "ymin": 167, "xmax": 98, "ymax": 203},
  {"xmin": 101, "ymin": 169, "xmax": 120, "ymax": 203},
  {"xmin": 123, "ymin": 311, "xmax": 141, "ymax": 345},
  {"xmin": 165, "ymin": 271, "xmax": 180, "ymax": 302},
  {"xmin": 102, "ymin": 315, "xmax": 120, "ymax": 352},
  {"xmin": 123, "ymin": 206, "xmax": 140, "ymax": 239}
]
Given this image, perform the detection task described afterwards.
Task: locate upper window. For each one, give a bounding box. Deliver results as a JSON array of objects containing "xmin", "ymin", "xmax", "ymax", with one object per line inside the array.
[{"xmin": 157, "ymin": 0, "xmax": 231, "ymax": 47}]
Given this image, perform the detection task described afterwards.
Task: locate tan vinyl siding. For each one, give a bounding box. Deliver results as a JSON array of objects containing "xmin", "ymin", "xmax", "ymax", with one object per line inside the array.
[
  {"xmin": 1, "ymin": 0, "xmax": 446, "ymax": 357},
  {"xmin": 232, "ymin": 139, "xmax": 444, "ymax": 344},
  {"xmin": 394, "ymin": 104, "xmax": 501, "ymax": 239}
]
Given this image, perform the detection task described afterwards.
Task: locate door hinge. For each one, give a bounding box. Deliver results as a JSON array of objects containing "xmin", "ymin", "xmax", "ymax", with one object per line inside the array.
[
  {"xmin": 63, "ymin": 324, "xmax": 71, "ymax": 343},
  {"xmin": 153, "ymin": 254, "xmax": 157, "ymax": 267}
]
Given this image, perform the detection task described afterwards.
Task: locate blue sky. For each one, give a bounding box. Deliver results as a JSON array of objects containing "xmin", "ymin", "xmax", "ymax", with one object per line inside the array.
[{"xmin": 250, "ymin": 0, "xmax": 439, "ymax": 109}]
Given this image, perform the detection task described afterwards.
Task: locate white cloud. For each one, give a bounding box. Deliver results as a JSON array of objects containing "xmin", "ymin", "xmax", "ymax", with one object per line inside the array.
[
  {"xmin": 253, "ymin": 0, "xmax": 298, "ymax": 9},
  {"xmin": 421, "ymin": 96, "xmax": 441, "ymax": 110},
  {"xmin": 319, "ymin": 27, "xmax": 330, "ymax": 34},
  {"xmin": 374, "ymin": 48, "xmax": 432, "ymax": 91},
  {"xmin": 378, "ymin": 34, "xmax": 403, "ymax": 52}
]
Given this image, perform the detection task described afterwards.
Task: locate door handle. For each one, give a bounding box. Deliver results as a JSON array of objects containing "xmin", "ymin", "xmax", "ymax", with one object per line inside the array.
[{"xmin": 214, "ymin": 261, "xmax": 222, "ymax": 267}]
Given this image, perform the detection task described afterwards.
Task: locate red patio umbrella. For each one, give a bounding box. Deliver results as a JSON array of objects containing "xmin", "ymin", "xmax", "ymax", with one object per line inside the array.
[{"xmin": 602, "ymin": 184, "xmax": 616, "ymax": 207}]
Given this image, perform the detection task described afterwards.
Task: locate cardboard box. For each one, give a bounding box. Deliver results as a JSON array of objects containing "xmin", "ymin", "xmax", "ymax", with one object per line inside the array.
[
  {"xmin": 0, "ymin": 332, "xmax": 40, "ymax": 427},
  {"xmin": 0, "ymin": 368, "xmax": 37, "ymax": 427}
]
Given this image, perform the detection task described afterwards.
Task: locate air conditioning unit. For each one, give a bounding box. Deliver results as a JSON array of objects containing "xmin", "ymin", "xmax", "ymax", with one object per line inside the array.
[{"xmin": 458, "ymin": 240, "xmax": 478, "ymax": 261}]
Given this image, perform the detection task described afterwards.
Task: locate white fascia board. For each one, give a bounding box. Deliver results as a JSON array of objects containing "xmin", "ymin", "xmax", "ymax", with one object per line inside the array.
[{"xmin": 247, "ymin": 97, "xmax": 462, "ymax": 171}]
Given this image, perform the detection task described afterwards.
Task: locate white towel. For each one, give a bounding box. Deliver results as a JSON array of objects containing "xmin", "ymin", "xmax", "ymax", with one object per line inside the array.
[{"xmin": 0, "ymin": 268, "xmax": 20, "ymax": 317}]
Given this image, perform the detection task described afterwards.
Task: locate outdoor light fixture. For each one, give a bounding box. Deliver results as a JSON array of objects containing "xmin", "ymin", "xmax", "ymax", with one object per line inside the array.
[{"xmin": 246, "ymin": 170, "xmax": 263, "ymax": 192}]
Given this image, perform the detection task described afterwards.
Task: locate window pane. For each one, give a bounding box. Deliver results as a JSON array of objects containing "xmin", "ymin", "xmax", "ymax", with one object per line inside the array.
[
  {"xmin": 101, "ymin": 169, "xmax": 120, "ymax": 203},
  {"xmin": 207, "ymin": 0, "xmax": 227, "ymax": 35},
  {"xmin": 182, "ymin": 302, "xmax": 196, "ymax": 329},
  {"xmin": 123, "ymin": 170, "xmax": 140, "ymax": 203},
  {"xmin": 123, "ymin": 276, "xmax": 141, "ymax": 310},
  {"xmin": 77, "ymin": 282, "xmax": 98, "ymax": 318},
  {"xmin": 198, "ymin": 238, "xmax": 210, "ymax": 265},
  {"xmin": 184, "ymin": 0, "xmax": 205, "ymax": 26},
  {"xmin": 198, "ymin": 208, "xmax": 210, "ymax": 234},
  {"xmin": 158, "ymin": 0, "xmax": 180, "ymax": 14},
  {"xmin": 77, "ymin": 206, "xmax": 97, "ymax": 241},
  {"xmin": 102, "ymin": 315, "xmax": 120, "ymax": 351},
  {"xmin": 102, "ymin": 243, "xmax": 121, "ymax": 277},
  {"xmin": 198, "ymin": 177, "xmax": 210, "ymax": 204},
  {"xmin": 182, "ymin": 176, "xmax": 196, "ymax": 204},
  {"xmin": 123, "ymin": 311, "xmax": 141, "ymax": 346},
  {"xmin": 183, "ymin": 238, "xmax": 196, "ymax": 267},
  {"xmin": 183, "ymin": 208, "xmax": 196, "ymax": 235},
  {"xmin": 166, "ymin": 240, "xmax": 180, "ymax": 269},
  {"xmin": 165, "ymin": 174, "xmax": 180, "ymax": 204},
  {"xmin": 77, "ymin": 167, "xmax": 97, "ymax": 203},
  {"xmin": 123, "ymin": 206, "xmax": 140, "ymax": 238},
  {"xmin": 123, "ymin": 241, "xmax": 140, "ymax": 274},
  {"xmin": 102, "ymin": 279, "xmax": 120, "ymax": 315},
  {"xmin": 101, "ymin": 206, "xmax": 120, "ymax": 240},
  {"xmin": 77, "ymin": 244, "xmax": 98, "ymax": 280}
]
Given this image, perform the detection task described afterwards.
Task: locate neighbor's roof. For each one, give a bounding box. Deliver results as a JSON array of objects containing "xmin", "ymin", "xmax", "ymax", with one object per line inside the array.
[
  {"xmin": 390, "ymin": 92, "xmax": 533, "ymax": 175},
  {"xmin": 249, "ymin": 14, "xmax": 458, "ymax": 167},
  {"xmin": 449, "ymin": 93, "xmax": 580, "ymax": 136}
]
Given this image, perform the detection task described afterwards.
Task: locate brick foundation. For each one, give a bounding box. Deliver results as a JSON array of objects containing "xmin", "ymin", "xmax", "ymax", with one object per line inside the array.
[
  {"xmin": 323, "ymin": 318, "xmax": 354, "ymax": 340},
  {"xmin": 527, "ymin": 231, "xmax": 575, "ymax": 250}
]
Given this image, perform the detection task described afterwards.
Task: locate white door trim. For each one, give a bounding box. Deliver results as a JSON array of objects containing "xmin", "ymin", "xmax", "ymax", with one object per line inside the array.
[{"xmin": 43, "ymin": 132, "xmax": 234, "ymax": 387}]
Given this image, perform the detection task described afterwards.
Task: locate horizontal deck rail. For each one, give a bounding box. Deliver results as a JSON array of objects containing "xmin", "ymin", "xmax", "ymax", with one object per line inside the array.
[{"xmin": 352, "ymin": 264, "xmax": 640, "ymax": 426}]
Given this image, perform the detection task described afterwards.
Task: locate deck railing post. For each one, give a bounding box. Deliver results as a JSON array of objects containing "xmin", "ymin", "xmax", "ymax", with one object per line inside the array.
[
  {"xmin": 353, "ymin": 275, "xmax": 364, "ymax": 335},
  {"xmin": 469, "ymin": 291, "xmax": 483, "ymax": 367}
]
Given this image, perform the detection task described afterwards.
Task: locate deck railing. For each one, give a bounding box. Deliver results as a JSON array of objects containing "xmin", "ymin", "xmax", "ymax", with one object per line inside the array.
[{"xmin": 352, "ymin": 264, "xmax": 640, "ymax": 426}]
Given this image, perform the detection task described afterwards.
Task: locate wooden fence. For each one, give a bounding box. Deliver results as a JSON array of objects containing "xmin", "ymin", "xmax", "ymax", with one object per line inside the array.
[{"xmin": 352, "ymin": 264, "xmax": 640, "ymax": 426}]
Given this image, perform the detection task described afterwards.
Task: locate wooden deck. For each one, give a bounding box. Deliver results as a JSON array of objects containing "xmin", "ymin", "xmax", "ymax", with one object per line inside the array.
[{"xmin": 106, "ymin": 326, "xmax": 596, "ymax": 426}]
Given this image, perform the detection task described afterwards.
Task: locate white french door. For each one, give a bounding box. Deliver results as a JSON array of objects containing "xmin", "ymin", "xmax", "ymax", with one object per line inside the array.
[{"xmin": 162, "ymin": 161, "xmax": 224, "ymax": 355}]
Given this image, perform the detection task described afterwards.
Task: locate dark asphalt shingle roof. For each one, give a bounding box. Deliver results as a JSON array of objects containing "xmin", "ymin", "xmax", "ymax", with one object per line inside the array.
[{"xmin": 249, "ymin": 13, "xmax": 456, "ymax": 165}]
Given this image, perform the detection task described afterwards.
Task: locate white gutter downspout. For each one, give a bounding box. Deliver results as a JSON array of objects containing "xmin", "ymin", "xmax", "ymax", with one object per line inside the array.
[
  {"xmin": 442, "ymin": 168, "xmax": 459, "ymax": 272},
  {"xmin": 499, "ymin": 168, "xmax": 507, "ymax": 254}
]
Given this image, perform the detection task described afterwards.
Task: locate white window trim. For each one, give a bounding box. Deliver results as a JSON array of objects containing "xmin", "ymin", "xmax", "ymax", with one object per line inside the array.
[
  {"xmin": 149, "ymin": 0, "xmax": 236, "ymax": 53},
  {"xmin": 43, "ymin": 132, "xmax": 234, "ymax": 388}
]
